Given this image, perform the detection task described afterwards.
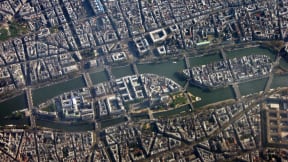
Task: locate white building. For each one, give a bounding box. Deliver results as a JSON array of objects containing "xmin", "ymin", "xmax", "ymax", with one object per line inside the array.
[{"xmin": 106, "ymin": 95, "xmax": 125, "ymax": 115}]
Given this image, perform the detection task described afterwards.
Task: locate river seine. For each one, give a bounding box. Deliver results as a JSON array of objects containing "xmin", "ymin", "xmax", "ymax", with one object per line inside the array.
[{"xmin": 0, "ymin": 47, "xmax": 287, "ymax": 128}]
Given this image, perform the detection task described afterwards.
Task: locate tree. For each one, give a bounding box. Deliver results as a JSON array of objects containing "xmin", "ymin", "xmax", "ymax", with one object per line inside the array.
[{"xmin": 0, "ymin": 29, "xmax": 8, "ymax": 41}]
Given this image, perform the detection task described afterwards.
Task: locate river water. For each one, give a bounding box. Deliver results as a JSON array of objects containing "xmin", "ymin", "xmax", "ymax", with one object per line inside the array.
[
  {"xmin": 239, "ymin": 79, "xmax": 268, "ymax": 96},
  {"xmin": 188, "ymin": 86, "xmax": 235, "ymax": 108},
  {"xmin": 190, "ymin": 53, "xmax": 222, "ymax": 66},
  {"xmin": 226, "ymin": 47, "xmax": 275, "ymax": 59},
  {"xmin": 90, "ymin": 71, "xmax": 108, "ymax": 85},
  {"xmin": 0, "ymin": 94, "xmax": 26, "ymax": 116},
  {"xmin": 0, "ymin": 47, "xmax": 287, "ymax": 127},
  {"xmin": 32, "ymin": 77, "xmax": 85, "ymax": 106},
  {"xmin": 138, "ymin": 61, "xmax": 186, "ymax": 86},
  {"xmin": 112, "ymin": 65, "xmax": 134, "ymax": 78},
  {"xmin": 271, "ymin": 74, "xmax": 288, "ymax": 88},
  {"xmin": 0, "ymin": 93, "xmax": 27, "ymax": 126}
]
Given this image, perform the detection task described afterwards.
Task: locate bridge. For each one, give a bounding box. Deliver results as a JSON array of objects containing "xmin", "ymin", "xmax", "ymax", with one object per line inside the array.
[
  {"xmin": 131, "ymin": 63, "xmax": 139, "ymax": 75},
  {"xmin": 105, "ymin": 66, "xmax": 114, "ymax": 81},
  {"xmin": 264, "ymin": 74, "xmax": 274, "ymax": 92},
  {"xmin": 181, "ymin": 80, "xmax": 194, "ymax": 110},
  {"xmin": 83, "ymin": 72, "xmax": 93, "ymax": 88},
  {"xmin": 231, "ymin": 83, "xmax": 241, "ymax": 100},
  {"xmin": 183, "ymin": 80, "xmax": 190, "ymax": 91},
  {"xmin": 147, "ymin": 109, "xmax": 154, "ymax": 120},
  {"xmin": 184, "ymin": 55, "xmax": 190, "ymax": 69},
  {"xmin": 184, "ymin": 92, "xmax": 194, "ymax": 111},
  {"xmin": 25, "ymin": 88, "xmax": 36, "ymax": 128},
  {"xmin": 264, "ymin": 56, "xmax": 281, "ymax": 92},
  {"xmin": 219, "ymin": 47, "xmax": 227, "ymax": 60}
]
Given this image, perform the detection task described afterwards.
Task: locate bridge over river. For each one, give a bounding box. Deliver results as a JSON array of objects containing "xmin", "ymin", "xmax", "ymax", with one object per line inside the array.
[{"xmin": 25, "ymin": 88, "xmax": 36, "ymax": 128}]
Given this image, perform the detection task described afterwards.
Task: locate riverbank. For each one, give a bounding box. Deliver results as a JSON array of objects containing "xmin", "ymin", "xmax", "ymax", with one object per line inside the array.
[
  {"xmin": 137, "ymin": 55, "xmax": 184, "ymax": 65},
  {"xmin": 153, "ymin": 105, "xmax": 191, "ymax": 118},
  {"xmin": 0, "ymin": 90, "xmax": 25, "ymax": 106},
  {"xmin": 194, "ymin": 99, "xmax": 236, "ymax": 112},
  {"xmin": 36, "ymin": 119, "xmax": 94, "ymax": 132}
]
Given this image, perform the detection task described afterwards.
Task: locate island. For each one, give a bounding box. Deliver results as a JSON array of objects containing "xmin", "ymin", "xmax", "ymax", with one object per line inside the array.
[{"xmin": 0, "ymin": 0, "xmax": 288, "ymax": 161}]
